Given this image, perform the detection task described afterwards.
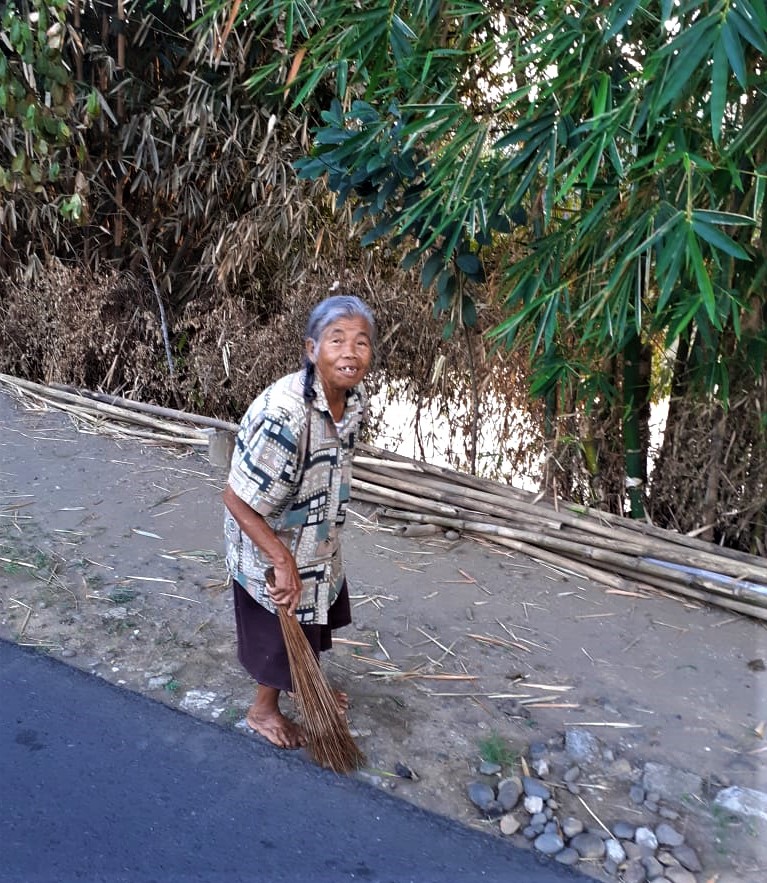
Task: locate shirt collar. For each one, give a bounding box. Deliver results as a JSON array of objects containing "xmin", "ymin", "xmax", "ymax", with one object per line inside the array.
[{"xmin": 306, "ymin": 369, "xmax": 361, "ymax": 419}]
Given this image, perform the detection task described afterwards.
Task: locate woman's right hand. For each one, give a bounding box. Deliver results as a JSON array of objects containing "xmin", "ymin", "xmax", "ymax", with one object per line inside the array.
[{"xmin": 267, "ymin": 559, "xmax": 303, "ymax": 615}]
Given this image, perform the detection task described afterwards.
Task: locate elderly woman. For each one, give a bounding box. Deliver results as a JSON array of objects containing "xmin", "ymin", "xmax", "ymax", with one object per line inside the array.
[{"xmin": 223, "ymin": 295, "xmax": 375, "ymax": 748}]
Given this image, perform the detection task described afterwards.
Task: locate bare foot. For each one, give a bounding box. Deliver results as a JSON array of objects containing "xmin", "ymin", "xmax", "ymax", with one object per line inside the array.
[{"xmin": 246, "ymin": 708, "xmax": 307, "ymax": 749}]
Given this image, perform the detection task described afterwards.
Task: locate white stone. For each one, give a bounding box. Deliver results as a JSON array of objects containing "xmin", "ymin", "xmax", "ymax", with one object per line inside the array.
[
  {"xmin": 714, "ymin": 786, "xmax": 767, "ymax": 822},
  {"xmin": 524, "ymin": 795, "xmax": 544, "ymax": 814},
  {"xmin": 500, "ymin": 814, "xmax": 521, "ymax": 836},
  {"xmin": 635, "ymin": 826, "xmax": 659, "ymax": 850},
  {"xmin": 180, "ymin": 690, "xmax": 218, "ymax": 712}
]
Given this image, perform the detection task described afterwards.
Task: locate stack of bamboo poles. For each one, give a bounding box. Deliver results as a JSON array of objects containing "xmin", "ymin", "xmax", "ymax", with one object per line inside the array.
[
  {"xmin": 2, "ymin": 373, "xmax": 766, "ymax": 622},
  {"xmin": 351, "ymin": 446, "xmax": 767, "ymax": 623}
]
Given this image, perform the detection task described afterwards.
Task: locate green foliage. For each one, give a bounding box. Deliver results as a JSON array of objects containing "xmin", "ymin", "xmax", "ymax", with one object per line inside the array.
[
  {"xmin": 477, "ymin": 731, "xmax": 517, "ymax": 768},
  {"xmin": 0, "ymin": 0, "xmax": 82, "ymax": 192}
]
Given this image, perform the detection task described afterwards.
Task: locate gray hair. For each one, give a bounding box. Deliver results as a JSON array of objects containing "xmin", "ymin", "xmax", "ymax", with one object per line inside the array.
[
  {"xmin": 302, "ymin": 295, "xmax": 375, "ymax": 400},
  {"xmin": 304, "ymin": 295, "xmax": 376, "ymax": 351}
]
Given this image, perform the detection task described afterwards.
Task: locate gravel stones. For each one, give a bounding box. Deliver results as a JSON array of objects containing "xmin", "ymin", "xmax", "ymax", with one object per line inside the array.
[
  {"xmin": 499, "ymin": 814, "xmax": 521, "ymax": 836},
  {"xmin": 534, "ymin": 832, "xmax": 564, "ymax": 855},
  {"xmin": 524, "ymin": 795, "xmax": 544, "ymax": 814},
  {"xmin": 570, "ymin": 831, "xmax": 606, "ymax": 859},
  {"xmin": 635, "ymin": 826, "xmax": 659, "ymax": 851},
  {"xmin": 561, "ymin": 816, "xmax": 584, "ymax": 839},
  {"xmin": 565, "ymin": 728, "xmax": 601, "ymax": 764},
  {"xmin": 656, "ymin": 823, "xmax": 685, "ymax": 847},
  {"xmin": 467, "ymin": 781, "xmax": 495, "ymax": 812},
  {"xmin": 665, "ymin": 868, "xmax": 697, "ymax": 883},
  {"xmin": 672, "ymin": 845, "xmax": 701, "ymax": 872},
  {"xmin": 642, "ymin": 762, "xmax": 703, "ymax": 805},
  {"xmin": 498, "ymin": 777, "xmax": 522, "ymax": 811},
  {"xmin": 605, "ymin": 838, "xmax": 626, "ymax": 864},
  {"xmin": 521, "ymin": 775, "xmax": 551, "ymax": 800},
  {"xmin": 479, "ymin": 760, "xmax": 502, "ymax": 775},
  {"xmin": 613, "ymin": 821, "xmax": 636, "ymax": 840},
  {"xmin": 464, "ymin": 740, "xmax": 706, "ymax": 883}
]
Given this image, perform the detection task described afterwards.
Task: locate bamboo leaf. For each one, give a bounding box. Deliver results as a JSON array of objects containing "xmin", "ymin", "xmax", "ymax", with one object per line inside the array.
[
  {"xmin": 721, "ymin": 16, "xmax": 748, "ymax": 88},
  {"xmin": 691, "ymin": 218, "xmax": 750, "ymax": 260},
  {"xmin": 686, "ymin": 226, "xmax": 718, "ymax": 325}
]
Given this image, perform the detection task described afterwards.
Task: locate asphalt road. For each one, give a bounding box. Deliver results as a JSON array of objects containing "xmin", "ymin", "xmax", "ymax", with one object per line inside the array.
[{"xmin": 1, "ymin": 640, "xmax": 588, "ymax": 883}]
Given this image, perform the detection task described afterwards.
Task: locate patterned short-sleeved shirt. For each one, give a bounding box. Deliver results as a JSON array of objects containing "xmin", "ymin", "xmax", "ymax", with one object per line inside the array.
[{"xmin": 224, "ymin": 370, "xmax": 366, "ymax": 624}]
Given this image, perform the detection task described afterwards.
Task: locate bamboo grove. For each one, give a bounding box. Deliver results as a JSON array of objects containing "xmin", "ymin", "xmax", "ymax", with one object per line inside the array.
[{"xmin": 0, "ymin": 1, "xmax": 766, "ymax": 553}]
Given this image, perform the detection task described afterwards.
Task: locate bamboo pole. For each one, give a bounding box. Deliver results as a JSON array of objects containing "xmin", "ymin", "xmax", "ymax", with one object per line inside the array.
[
  {"xmin": 373, "ymin": 506, "xmax": 767, "ymax": 613},
  {"xmin": 0, "ymin": 376, "xmax": 208, "ymax": 440},
  {"xmin": 47, "ymin": 382, "xmax": 239, "ymax": 431},
  {"xmin": 353, "ymin": 464, "xmax": 767, "ymax": 583}
]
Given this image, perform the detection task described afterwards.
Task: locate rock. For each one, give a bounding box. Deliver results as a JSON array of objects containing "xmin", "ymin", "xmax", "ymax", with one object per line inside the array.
[
  {"xmin": 657, "ymin": 851, "xmax": 680, "ymax": 867},
  {"xmin": 644, "ymin": 799, "xmax": 659, "ymax": 813},
  {"xmin": 570, "ymin": 832, "xmax": 606, "ymax": 859},
  {"xmin": 467, "ymin": 781, "xmax": 496, "ymax": 812},
  {"xmin": 543, "ymin": 821, "xmax": 559, "ymax": 835},
  {"xmin": 533, "ymin": 757, "xmax": 550, "ymax": 777},
  {"xmin": 630, "ymin": 784, "xmax": 646, "ymax": 805},
  {"xmin": 500, "ymin": 814, "xmax": 521, "ymax": 836},
  {"xmin": 665, "ymin": 869, "xmax": 697, "ymax": 883},
  {"xmin": 102, "ymin": 605, "xmax": 129, "ymax": 621},
  {"xmin": 523, "ymin": 825, "xmax": 538, "ymax": 840},
  {"xmin": 530, "ymin": 812, "xmax": 548, "ymax": 827},
  {"xmin": 635, "ymin": 827, "xmax": 659, "ymax": 851},
  {"xmin": 522, "ymin": 776, "xmax": 551, "ymax": 800},
  {"xmin": 623, "ymin": 841, "xmax": 643, "ymax": 860},
  {"xmin": 60, "ymin": 648, "xmax": 77, "ymax": 658},
  {"xmin": 605, "ymin": 838, "xmax": 626, "ymax": 864},
  {"xmin": 656, "ymin": 823, "xmax": 685, "ymax": 847},
  {"xmin": 180, "ymin": 690, "xmax": 217, "ymax": 712},
  {"xmin": 524, "ymin": 795, "xmax": 544, "ymax": 814},
  {"xmin": 603, "ymin": 858, "xmax": 619, "ymax": 876},
  {"xmin": 561, "ymin": 816, "xmax": 584, "ymax": 839},
  {"xmin": 671, "ymin": 845, "xmax": 702, "ymax": 873},
  {"xmin": 623, "ymin": 858, "xmax": 648, "ymax": 883},
  {"xmin": 534, "ymin": 832, "xmax": 565, "ymax": 855},
  {"xmin": 555, "ymin": 848, "xmax": 580, "ymax": 866},
  {"xmin": 529, "ymin": 741, "xmax": 548, "ymax": 760},
  {"xmin": 147, "ymin": 675, "xmax": 172, "ymax": 689},
  {"xmin": 498, "ymin": 778, "xmax": 522, "ymax": 811},
  {"xmin": 567, "ymin": 783, "xmax": 581, "ymax": 795},
  {"xmin": 613, "ymin": 820, "xmax": 636, "ymax": 840},
  {"xmin": 643, "ymin": 855, "xmax": 665, "ymax": 879},
  {"xmin": 479, "ymin": 760, "xmax": 502, "ymax": 775},
  {"xmin": 608, "ymin": 758, "xmax": 633, "ymax": 780},
  {"xmin": 444, "ymin": 529, "xmax": 460, "ymax": 541},
  {"xmin": 563, "ymin": 765, "xmax": 581, "ymax": 783},
  {"xmin": 642, "ymin": 763, "xmax": 703, "ymax": 805},
  {"xmin": 714, "ymin": 785, "xmax": 767, "ymax": 822},
  {"xmin": 565, "ymin": 728, "xmax": 601, "ymax": 764}
]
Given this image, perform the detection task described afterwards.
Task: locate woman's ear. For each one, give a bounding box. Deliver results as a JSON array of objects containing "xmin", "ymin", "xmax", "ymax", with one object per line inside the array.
[{"xmin": 305, "ymin": 338, "xmax": 316, "ymax": 363}]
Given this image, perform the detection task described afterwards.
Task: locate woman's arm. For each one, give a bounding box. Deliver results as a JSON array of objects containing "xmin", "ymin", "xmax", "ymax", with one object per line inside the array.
[{"xmin": 222, "ymin": 484, "xmax": 303, "ymax": 615}]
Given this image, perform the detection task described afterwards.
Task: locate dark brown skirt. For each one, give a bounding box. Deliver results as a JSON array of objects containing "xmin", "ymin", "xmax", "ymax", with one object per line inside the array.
[{"xmin": 232, "ymin": 579, "xmax": 352, "ymax": 692}]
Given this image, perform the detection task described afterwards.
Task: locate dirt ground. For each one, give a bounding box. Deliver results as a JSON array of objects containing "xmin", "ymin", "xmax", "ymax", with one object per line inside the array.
[{"xmin": 1, "ymin": 388, "xmax": 765, "ymax": 882}]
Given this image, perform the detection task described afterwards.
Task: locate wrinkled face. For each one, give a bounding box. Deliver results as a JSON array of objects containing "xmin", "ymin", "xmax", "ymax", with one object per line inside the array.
[{"xmin": 305, "ymin": 315, "xmax": 373, "ymax": 399}]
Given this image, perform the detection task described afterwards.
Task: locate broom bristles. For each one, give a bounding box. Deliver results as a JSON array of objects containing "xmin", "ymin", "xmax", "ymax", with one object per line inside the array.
[{"xmin": 277, "ymin": 605, "xmax": 365, "ymax": 773}]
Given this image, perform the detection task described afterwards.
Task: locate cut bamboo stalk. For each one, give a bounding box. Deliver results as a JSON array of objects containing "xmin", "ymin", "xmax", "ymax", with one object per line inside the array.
[
  {"xmin": 48, "ymin": 381, "xmax": 239, "ymax": 431},
  {"xmin": 354, "ymin": 465, "xmax": 767, "ymax": 583},
  {"xmin": 1, "ymin": 376, "xmax": 209, "ymax": 440}
]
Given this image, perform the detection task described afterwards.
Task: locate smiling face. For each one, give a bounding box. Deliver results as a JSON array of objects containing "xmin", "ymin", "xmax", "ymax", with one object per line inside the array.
[{"xmin": 305, "ymin": 315, "xmax": 373, "ymax": 408}]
